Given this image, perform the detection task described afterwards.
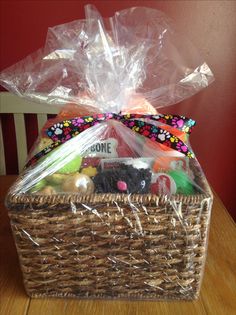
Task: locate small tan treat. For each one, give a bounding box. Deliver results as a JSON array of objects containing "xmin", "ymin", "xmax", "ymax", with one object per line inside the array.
[
  {"xmin": 31, "ymin": 138, "xmax": 53, "ymax": 156},
  {"xmin": 62, "ymin": 173, "xmax": 94, "ymax": 194},
  {"xmin": 38, "ymin": 186, "xmax": 56, "ymax": 195},
  {"xmin": 38, "ymin": 138, "xmax": 53, "ymax": 151},
  {"xmin": 47, "ymin": 174, "xmax": 68, "ymax": 185}
]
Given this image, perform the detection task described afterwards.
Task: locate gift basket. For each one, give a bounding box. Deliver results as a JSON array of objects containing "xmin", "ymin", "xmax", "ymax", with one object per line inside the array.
[{"xmin": 0, "ymin": 5, "xmax": 214, "ymax": 300}]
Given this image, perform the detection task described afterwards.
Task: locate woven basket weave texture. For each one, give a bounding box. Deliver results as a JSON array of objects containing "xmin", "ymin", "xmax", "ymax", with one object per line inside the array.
[{"xmin": 7, "ymin": 189, "xmax": 212, "ymax": 300}]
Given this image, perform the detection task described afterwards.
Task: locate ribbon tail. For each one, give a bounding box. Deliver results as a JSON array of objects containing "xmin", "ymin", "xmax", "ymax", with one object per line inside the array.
[
  {"xmin": 121, "ymin": 114, "xmax": 196, "ymax": 134},
  {"xmin": 122, "ymin": 119, "xmax": 195, "ymax": 158},
  {"xmin": 46, "ymin": 113, "xmax": 113, "ymax": 142}
]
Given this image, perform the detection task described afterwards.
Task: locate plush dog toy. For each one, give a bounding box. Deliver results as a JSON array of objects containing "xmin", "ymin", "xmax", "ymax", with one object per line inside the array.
[{"xmin": 93, "ymin": 164, "xmax": 151, "ymax": 194}]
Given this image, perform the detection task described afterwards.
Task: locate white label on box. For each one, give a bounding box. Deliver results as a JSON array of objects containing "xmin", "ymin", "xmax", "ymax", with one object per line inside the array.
[{"xmin": 86, "ymin": 138, "xmax": 118, "ymax": 158}]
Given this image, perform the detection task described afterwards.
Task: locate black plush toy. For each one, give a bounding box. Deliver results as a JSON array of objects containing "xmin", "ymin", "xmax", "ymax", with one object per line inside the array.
[{"xmin": 93, "ymin": 164, "xmax": 151, "ymax": 194}]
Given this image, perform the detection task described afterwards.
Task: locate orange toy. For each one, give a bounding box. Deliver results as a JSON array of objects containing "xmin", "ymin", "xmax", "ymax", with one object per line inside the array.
[
  {"xmin": 152, "ymin": 156, "xmax": 189, "ymax": 173},
  {"xmin": 122, "ymin": 94, "xmax": 158, "ymax": 115}
]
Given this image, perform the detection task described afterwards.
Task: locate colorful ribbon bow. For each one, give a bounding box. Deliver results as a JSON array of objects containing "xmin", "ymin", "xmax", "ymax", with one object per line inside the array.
[{"xmin": 25, "ymin": 113, "xmax": 196, "ymax": 168}]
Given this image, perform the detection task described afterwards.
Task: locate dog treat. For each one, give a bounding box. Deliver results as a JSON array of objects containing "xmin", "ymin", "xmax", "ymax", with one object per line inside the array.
[
  {"xmin": 37, "ymin": 138, "xmax": 53, "ymax": 151},
  {"xmin": 46, "ymin": 174, "xmax": 68, "ymax": 185},
  {"xmin": 38, "ymin": 186, "xmax": 56, "ymax": 195}
]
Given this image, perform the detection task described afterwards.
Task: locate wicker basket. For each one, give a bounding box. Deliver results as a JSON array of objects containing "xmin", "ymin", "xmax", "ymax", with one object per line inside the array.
[{"xmin": 6, "ymin": 161, "xmax": 212, "ymax": 300}]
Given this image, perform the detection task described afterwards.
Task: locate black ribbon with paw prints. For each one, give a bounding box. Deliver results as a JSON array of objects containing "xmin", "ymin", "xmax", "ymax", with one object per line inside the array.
[{"xmin": 25, "ymin": 113, "xmax": 196, "ymax": 169}]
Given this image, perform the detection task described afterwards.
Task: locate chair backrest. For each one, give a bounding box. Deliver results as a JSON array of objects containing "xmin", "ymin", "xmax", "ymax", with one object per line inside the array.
[{"xmin": 0, "ymin": 92, "xmax": 58, "ymax": 174}]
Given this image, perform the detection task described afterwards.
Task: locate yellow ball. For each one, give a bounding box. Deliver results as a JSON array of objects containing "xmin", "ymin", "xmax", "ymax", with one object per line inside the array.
[{"xmin": 81, "ymin": 166, "xmax": 98, "ymax": 177}]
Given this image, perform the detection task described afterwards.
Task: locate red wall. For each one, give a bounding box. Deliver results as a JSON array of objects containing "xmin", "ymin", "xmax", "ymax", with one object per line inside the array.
[{"xmin": 1, "ymin": 1, "xmax": 236, "ymax": 219}]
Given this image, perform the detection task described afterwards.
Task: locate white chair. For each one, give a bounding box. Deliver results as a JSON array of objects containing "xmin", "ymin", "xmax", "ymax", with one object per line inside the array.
[{"xmin": 0, "ymin": 92, "xmax": 58, "ymax": 174}]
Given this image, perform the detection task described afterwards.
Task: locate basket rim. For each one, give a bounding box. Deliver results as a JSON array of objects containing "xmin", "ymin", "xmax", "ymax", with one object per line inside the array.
[{"xmin": 6, "ymin": 190, "xmax": 213, "ymax": 207}]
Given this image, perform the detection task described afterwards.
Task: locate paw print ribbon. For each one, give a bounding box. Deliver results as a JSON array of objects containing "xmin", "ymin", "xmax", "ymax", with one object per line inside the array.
[{"xmin": 25, "ymin": 113, "xmax": 196, "ymax": 168}]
